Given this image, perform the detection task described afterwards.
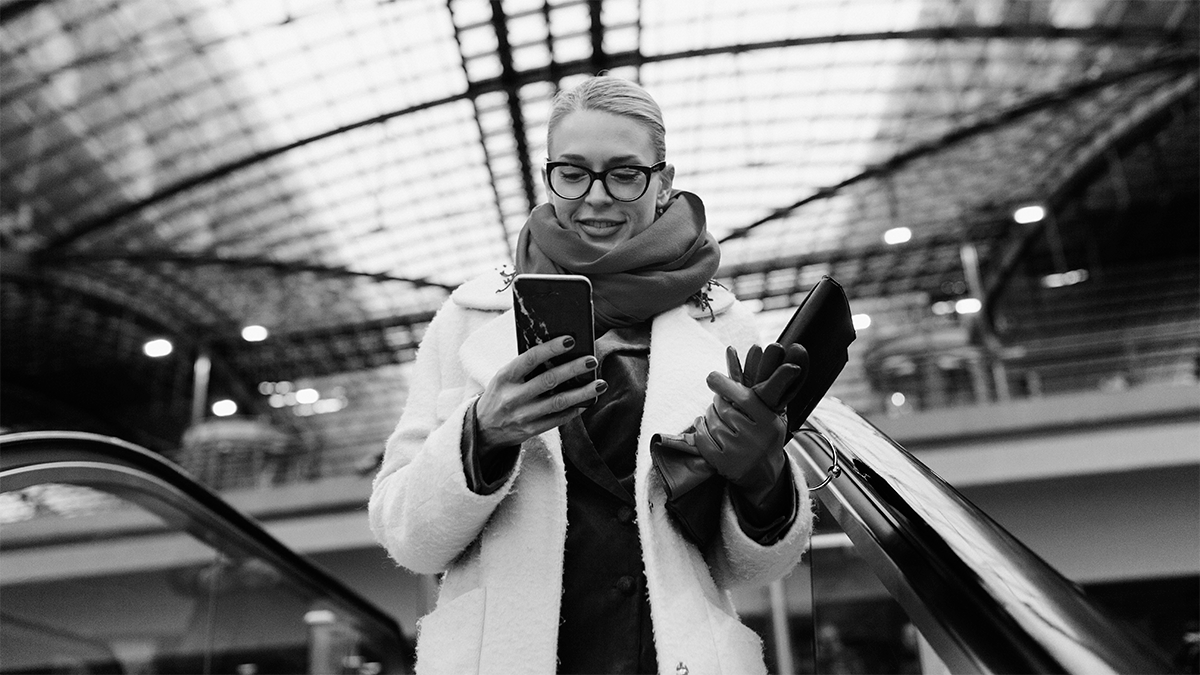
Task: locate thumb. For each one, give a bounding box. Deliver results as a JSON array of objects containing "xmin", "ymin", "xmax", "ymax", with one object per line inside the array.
[{"xmin": 652, "ymin": 432, "xmax": 701, "ymax": 455}]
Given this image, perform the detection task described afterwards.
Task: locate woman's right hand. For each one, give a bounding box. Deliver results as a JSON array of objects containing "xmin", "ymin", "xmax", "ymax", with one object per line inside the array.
[{"xmin": 474, "ymin": 335, "xmax": 606, "ymax": 450}]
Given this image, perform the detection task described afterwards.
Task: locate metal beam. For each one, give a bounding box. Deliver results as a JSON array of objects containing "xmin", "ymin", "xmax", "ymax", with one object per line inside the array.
[
  {"xmin": 212, "ymin": 310, "xmax": 439, "ymax": 346},
  {"xmin": 588, "ymin": 0, "xmax": 607, "ymax": 74},
  {"xmin": 40, "ymin": 252, "xmax": 457, "ymax": 290},
  {"xmin": 0, "ymin": 0, "xmax": 44, "ymax": 24},
  {"xmin": 448, "ymin": 0, "xmax": 514, "ymax": 261},
  {"xmin": 0, "ymin": 273, "xmax": 263, "ymax": 427},
  {"xmin": 36, "ymin": 26, "xmax": 1194, "ymax": 252},
  {"xmin": 215, "ymin": 310, "xmax": 439, "ymax": 378},
  {"xmin": 980, "ymin": 70, "xmax": 1199, "ymax": 309},
  {"xmin": 490, "ymin": 0, "xmax": 538, "ymax": 217},
  {"xmin": 717, "ymin": 51, "xmax": 1198, "ymax": 244},
  {"xmin": 719, "ymin": 232, "xmax": 967, "ymax": 279}
]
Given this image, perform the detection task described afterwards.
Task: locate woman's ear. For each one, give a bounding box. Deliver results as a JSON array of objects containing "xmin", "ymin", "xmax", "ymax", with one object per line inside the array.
[{"xmin": 656, "ymin": 163, "xmax": 676, "ymax": 209}]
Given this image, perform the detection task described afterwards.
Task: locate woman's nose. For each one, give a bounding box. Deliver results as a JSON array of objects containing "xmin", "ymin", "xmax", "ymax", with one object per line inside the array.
[{"xmin": 584, "ymin": 177, "xmax": 613, "ymax": 205}]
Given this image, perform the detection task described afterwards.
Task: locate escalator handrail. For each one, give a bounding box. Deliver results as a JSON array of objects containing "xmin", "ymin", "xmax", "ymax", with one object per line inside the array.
[
  {"xmin": 0, "ymin": 430, "xmax": 412, "ymax": 669},
  {"xmin": 795, "ymin": 397, "xmax": 1173, "ymax": 674}
]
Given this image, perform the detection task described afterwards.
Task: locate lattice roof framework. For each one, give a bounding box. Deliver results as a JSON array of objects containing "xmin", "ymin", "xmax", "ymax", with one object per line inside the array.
[{"xmin": 1, "ymin": 0, "xmax": 1195, "ymax": 452}]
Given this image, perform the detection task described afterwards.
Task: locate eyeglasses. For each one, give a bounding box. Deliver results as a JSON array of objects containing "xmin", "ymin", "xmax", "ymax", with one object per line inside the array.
[{"xmin": 545, "ymin": 161, "xmax": 666, "ymax": 202}]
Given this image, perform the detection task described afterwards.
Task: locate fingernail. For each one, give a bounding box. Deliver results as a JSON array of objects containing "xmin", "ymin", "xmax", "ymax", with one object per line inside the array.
[
  {"xmin": 595, "ymin": 380, "xmax": 608, "ymax": 394},
  {"xmin": 585, "ymin": 356, "xmax": 598, "ymax": 369},
  {"xmin": 563, "ymin": 335, "xmax": 575, "ymax": 349}
]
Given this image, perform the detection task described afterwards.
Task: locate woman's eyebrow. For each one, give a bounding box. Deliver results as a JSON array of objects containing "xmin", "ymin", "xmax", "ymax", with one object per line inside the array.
[{"xmin": 556, "ymin": 153, "xmax": 646, "ymax": 165}]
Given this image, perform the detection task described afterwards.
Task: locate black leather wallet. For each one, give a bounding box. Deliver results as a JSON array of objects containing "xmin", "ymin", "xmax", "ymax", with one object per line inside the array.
[{"xmin": 776, "ymin": 275, "xmax": 857, "ymax": 432}]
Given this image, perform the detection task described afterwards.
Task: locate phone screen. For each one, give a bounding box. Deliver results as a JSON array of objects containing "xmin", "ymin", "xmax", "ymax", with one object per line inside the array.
[{"xmin": 513, "ymin": 274, "xmax": 597, "ymax": 396}]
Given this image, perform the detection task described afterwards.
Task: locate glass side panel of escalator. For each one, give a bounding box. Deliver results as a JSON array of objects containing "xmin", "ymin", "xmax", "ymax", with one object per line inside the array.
[
  {"xmin": 732, "ymin": 501, "xmax": 954, "ymax": 675},
  {"xmin": 806, "ymin": 519, "xmax": 951, "ymax": 675},
  {"xmin": 0, "ymin": 478, "xmax": 395, "ymax": 674}
]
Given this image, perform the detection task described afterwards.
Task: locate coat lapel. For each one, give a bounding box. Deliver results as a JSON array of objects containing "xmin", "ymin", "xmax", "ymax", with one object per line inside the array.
[
  {"xmin": 640, "ymin": 305, "xmax": 728, "ymax": 439},
  {"xmin": 636, "ymin": 306, "xmax": 742, "ymax": 671},
  {"xmin": 459, "ymin": 309, "xmax": 516, "ymax": 388},
  {"xmin": 456, "ymin": 301, "xmax": 568, "ymax": 673}
]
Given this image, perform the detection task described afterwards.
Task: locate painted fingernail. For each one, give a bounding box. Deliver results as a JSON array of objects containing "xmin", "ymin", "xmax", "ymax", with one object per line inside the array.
[
  {"xmin": 595, "ymin": 380, "xmax": 608, "ymax": 393},
  {"xmin": 585, "ymin": 356, "xmax": 598, "ymax": 369},
  {"xmin": 563, "ymin": 335, "xmax": 575, "ymax": 349}
]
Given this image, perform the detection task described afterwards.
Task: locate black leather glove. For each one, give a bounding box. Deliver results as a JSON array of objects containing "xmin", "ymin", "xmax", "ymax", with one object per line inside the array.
[
  {"xmin": 728, "ymin": 342, "xmax": 809, "ymax": 411},
  {"xmin": 651, "ymin": 343, "xmax": 807, "ymax": 544},
  {"xmin": 666, "ymin": 345, "xmax": 805, "ymax": 492}
]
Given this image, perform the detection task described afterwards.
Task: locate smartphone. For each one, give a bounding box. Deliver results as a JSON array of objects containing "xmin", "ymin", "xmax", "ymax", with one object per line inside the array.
[
  {"xmin": 776, "ymin": 276, "xmax": 857, "ymax": 432},
  {"xmin": 513, "ymin": 273, "xmax": 596, "ymax": 396}
]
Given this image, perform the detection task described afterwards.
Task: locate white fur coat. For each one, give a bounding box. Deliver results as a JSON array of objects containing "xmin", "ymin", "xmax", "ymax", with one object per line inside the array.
[{"xmin": 369, "ymin": 269, "xmax": 813, "ymax": 675}]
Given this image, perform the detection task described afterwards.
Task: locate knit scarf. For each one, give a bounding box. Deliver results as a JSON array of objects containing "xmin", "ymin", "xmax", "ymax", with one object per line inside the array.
[{"xmin": 514, "ymin": 190, "xmax": 721, "ymax": 331}]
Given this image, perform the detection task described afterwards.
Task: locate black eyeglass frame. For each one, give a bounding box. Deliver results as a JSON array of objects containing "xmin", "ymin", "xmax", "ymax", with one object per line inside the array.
[{"xmin": 544, "ymin": 161, "xmax": 667, "ymax": 202}]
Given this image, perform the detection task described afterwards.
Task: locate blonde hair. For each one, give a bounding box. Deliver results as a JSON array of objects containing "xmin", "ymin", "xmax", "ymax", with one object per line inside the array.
[{"xmin": 547, "ymin": 76, "xmax": 666, "ymax": 162}]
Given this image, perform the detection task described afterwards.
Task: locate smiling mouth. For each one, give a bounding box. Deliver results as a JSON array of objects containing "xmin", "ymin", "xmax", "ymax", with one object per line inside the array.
[{"xmin": 578, "ymin": 219, "xmax": 622, "ymax": 230}]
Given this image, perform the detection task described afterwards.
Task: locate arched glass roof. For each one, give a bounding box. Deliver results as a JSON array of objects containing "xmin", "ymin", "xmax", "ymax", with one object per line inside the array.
[{"xmin": 1, "ymin": 0, "xmax": 1196, "ymax": 456}]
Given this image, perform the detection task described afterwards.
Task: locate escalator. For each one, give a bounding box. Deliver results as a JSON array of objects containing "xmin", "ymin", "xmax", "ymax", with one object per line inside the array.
[
  {"xmin": 1, "ymin": 405, "xmax": 1177, "ymax": 674},
  {"xmin": 0, "ymin": 431, "xmax": 414, "ymax": 675},
  {"xmin": 781, "ymin": 397, "xmax": 1175, "ymax": 674}
]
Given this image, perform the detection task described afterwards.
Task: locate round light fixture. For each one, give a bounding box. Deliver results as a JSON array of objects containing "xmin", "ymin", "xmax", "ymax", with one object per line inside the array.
[
  {"xmin": 241, "ymin": 325, "xmax": 269, "ymax": 342},
  {"xmin": 143, "ymin": 338, "xmax": 173, "ymax": 358}
]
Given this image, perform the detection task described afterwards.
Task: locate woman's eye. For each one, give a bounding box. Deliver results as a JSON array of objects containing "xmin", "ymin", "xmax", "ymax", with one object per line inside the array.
[
  {"xmin": 609, "ymin": 169, "xmax": 641, "ymax": 183},
  {"xmin": 558, "ymin": 169, "xmax": 587, "ymax": 182}
]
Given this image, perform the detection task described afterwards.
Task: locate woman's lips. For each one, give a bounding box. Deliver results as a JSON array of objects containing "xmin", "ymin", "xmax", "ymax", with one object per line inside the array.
[{"xmin": 576, "ymin": 219, "xmax": 624, "ymax": 237}]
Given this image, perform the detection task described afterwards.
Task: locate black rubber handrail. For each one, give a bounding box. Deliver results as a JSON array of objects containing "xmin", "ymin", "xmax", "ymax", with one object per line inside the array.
[
  {"xmin": 793, "ymin": 397, "xmax": 1173, "ymax": 674},
  {"xmin": 0, "ymin": 430, "xmax": 414, "ymax": 673}
]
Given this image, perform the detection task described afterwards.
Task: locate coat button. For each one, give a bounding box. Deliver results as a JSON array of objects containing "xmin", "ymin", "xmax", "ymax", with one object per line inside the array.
[
  {"xmin": 616, "ymin": 575, "xmax": 636, "ymax": 595},
  {"xmin": 616, "ymin": 506, "xmax": 635, "ymax": 524}
]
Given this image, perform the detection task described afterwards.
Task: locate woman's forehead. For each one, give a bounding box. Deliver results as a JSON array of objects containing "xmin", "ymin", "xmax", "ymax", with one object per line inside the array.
[{"xmin": 548, "ymin": 109, "xmax": 655, "ymax": 162}]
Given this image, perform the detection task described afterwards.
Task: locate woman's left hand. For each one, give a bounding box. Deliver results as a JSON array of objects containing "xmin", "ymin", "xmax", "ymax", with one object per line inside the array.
[
  {"xmin": 655, "ymin": 344, "xmax": 806, "ymax": 491},
  {"xmin": 689, "ymin": 371, "xmax": 789, "ymax": 489}
]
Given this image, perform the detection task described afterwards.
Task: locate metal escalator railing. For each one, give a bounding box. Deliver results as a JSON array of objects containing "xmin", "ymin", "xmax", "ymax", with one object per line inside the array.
[
  {"xmin": 0, "ymin": 430, "xmax": 414, "ymax": 675},
  {"xmin": 794, "ymin": 397, "xmax": 1174, "ymax": 674}
]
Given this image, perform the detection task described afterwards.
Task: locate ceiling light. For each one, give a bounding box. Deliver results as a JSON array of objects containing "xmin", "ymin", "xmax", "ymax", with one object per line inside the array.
[
  {"xmin": 1013, "ymin": 205, "xmax": 1045, "ymax": 224},
  {"xmin": 931, "ymin": 301, "xmax": 956, "ymax": 316},
  {"xmin": 305, "ymin": 610, "xmax": 337, "ymax": 626},
  {"xmin": 890, "ymin": 392, "xmax": 906, "ymax": 407},
  {"xmin": 852, "ymin": 313, "xmax": 871, "ymax": 330},
  {"xmin": 295, "ymin": 388, "xmax": 320, "ymax": 405},
  {"xmin": 143, "ymin": 338, "xmax": 173, "ymax": 357},
  {"xmin": 241, "ymin": 325, "xmax": 268, "ymax": 342},
  {"xmin": 313, "ymin": 398, "xmax": 346, "ymax": 414},
  {"xmin": 955, "ymin": 298, "xmax": 983, "ymax": 314},
  {"xmin": 1041, "ymin": 269, "xmax": 1089, "ymax": 288},
  {"xmin": 883, "ymin": 227, "xmax": 912, "ymax": 245},
  {"xmin": 212, "ymin": 399, "xmax": 237, "ymax": 417}
]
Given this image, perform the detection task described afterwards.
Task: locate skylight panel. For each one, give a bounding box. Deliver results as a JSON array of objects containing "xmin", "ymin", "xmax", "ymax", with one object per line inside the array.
[{"xmin": 548, "ymin": 3, "xmax": 591, "ymax": 35}]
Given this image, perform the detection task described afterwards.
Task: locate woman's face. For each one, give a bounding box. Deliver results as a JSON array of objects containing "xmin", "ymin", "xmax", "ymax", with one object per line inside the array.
[{"xmin": 544, "ymin": 109, "xmax": 674, "ymax": 250}]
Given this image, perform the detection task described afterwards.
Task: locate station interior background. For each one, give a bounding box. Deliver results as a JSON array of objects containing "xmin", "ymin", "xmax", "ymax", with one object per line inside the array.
[{"xmin": 1, "ymin": 0, "xmax": 1197, "ymax": 672}]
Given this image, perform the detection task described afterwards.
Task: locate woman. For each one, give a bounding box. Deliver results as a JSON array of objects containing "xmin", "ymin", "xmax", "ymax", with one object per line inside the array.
[{"xmin": 369, "ymin": 76, "xmax": 814, "ymax": 675}]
